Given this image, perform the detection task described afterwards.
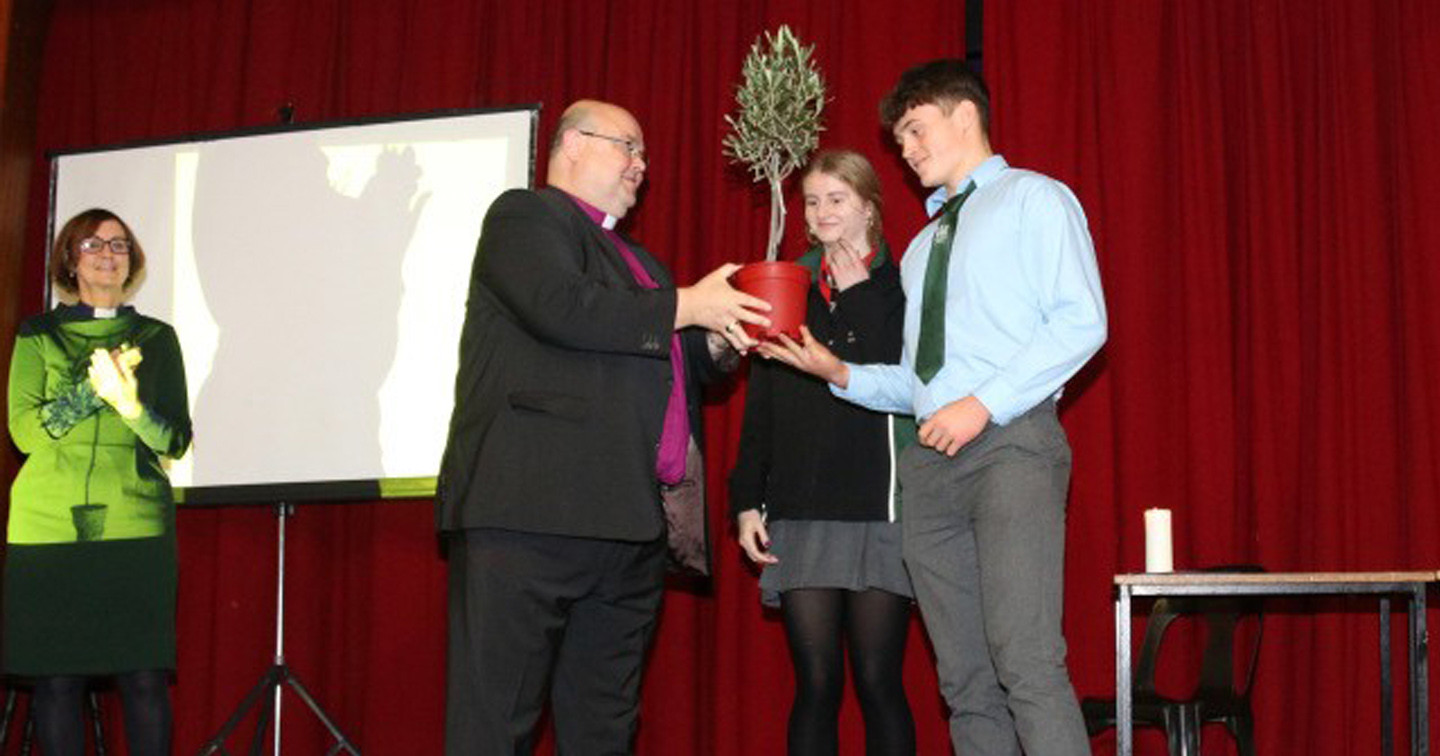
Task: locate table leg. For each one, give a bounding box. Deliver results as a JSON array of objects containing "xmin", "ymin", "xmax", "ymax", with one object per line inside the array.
[
  {"xmin": 1118, "ymin": 587, "xmax": 1132, "ymax": 756},
  {"xmin": 1384, "ymin": 596, "xmax": 1393, "ymax": 756},
  {"xmin": 1410, "ymin": 586, "xmax": 1428, "ymax": 756}
]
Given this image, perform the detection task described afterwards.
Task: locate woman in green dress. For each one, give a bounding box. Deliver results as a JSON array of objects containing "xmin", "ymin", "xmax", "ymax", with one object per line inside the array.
[{"xmin": 6, "ymin": 208, "xmax": 192, "ymax": 755}]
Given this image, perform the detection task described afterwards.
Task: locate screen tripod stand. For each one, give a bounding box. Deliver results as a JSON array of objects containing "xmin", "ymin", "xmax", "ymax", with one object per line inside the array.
[{"xmin": 198, "ymin": 502, "xmax": 360, "ymax": 755}]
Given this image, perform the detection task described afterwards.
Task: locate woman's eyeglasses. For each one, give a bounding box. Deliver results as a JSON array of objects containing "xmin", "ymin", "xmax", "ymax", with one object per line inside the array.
[{"xmin": 77, "ymin": 237, "xmax": 132, "ymax": 255}]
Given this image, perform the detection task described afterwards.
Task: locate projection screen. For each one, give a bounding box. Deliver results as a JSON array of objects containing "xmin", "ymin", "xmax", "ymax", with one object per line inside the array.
[{"xmin": 48, "ymin": 106, "xmax": 537, "ymax": 504}]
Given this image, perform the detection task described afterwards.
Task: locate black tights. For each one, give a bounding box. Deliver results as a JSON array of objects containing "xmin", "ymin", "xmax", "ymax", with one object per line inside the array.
[
  {"xmin": 780, "ymin": 588, "xmax": 915, "ymax": 756},
  {"xmin": 32, "ymin": 670, "xmax": 172, "ymax": 756}
]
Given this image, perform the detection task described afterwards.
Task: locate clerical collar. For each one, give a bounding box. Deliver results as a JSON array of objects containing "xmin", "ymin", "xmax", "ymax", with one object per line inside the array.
[{"xmin": 67, "ymin": 302, "xmax": 133, "ymax": 320}]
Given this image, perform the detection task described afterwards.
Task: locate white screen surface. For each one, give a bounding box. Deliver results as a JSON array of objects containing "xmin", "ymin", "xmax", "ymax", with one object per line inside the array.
[{"xmin": 49, "ymin": 108, "xmax": 536, "ymax": 500}]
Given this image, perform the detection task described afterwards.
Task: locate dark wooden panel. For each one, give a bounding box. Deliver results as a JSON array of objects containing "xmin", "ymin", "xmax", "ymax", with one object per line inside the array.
[{"xmin": 0, "ymin": 0, "xmax": 54, "ymax": 502}]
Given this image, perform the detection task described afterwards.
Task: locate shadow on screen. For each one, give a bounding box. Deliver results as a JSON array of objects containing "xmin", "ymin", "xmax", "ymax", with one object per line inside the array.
[{"xmin": 189, "ymin": 142, "xmax": 426, "ymax": 490}]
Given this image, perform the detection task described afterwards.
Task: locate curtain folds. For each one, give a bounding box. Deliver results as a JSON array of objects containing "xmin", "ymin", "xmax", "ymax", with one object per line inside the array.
[
  {"xmin": 990, "ymin": 1, "xmax": 1440, "ymax": 753},
  {"xmin": 10, "ymin": 0, "xmax": 1439, "ymax": 753}
]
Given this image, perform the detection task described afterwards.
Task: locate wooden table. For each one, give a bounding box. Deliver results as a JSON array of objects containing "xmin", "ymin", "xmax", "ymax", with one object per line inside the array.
[{"xmin": 1114, "ymin": 571, "xmax": 1436, "ymax": 756}]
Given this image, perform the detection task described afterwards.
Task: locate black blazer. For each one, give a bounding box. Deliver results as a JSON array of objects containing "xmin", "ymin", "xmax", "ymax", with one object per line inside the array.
[
  {"xmin": 436, "ymin": 187, "xmax": 720, "ymax": 542},
  {"xmin": 728, "ymin": 257, "xmax": 908, "ymax": 522}
]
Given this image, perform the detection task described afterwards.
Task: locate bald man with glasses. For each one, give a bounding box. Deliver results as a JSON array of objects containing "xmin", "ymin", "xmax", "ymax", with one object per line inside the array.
[{"xmin": 436, "ymin": 100, "xmax": 769, "ymax": 754}]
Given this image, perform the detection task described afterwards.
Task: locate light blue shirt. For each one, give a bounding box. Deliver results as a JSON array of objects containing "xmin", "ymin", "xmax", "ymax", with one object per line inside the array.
[{"xmin": 836, "ymin": 155, "xmax": 1107, "ymax": 425}]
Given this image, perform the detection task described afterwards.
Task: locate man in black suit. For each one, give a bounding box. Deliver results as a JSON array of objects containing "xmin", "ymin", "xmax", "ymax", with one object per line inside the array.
[{"xmin": 437, "ymin": 99, "xmax": 769, "ymax": 754}]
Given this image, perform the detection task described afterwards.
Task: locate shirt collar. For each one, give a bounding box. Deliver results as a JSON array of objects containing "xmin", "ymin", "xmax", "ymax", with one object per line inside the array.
[
  {"xmin": 59, "ymin": 302, "xmax": 134, "ymax": 321},
  {"xmin": 925, "ymin": 154, "xmax": 1009, "ymax": 217},
  {"xmin": 562, "ymin": 190, "xmax": 619, "ymax": 230}
]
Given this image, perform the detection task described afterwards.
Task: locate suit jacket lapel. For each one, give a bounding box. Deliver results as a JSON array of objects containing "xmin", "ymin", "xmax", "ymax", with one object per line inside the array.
[
  {"xmin": 585, "ymin": 224, "xmax": 639, "ymax": 284},
  {"xmin": 626, "ymin": 236, "xmax": 673, "ymax": 288},
  {"xmin": 538, "ymin": 187, "xmax": 642, "ymax": 285}
]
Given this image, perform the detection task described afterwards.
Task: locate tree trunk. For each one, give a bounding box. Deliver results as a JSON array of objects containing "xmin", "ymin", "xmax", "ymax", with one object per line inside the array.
[{"xmin": 765, "ymin": 156, "xmax": 785, "ymax": 261}]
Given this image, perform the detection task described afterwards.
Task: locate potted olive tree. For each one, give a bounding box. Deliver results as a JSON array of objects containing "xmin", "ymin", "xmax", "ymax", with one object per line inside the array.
[{"xmin": 723, "ymin": 25, "xmax": 826, "ymax": 339}]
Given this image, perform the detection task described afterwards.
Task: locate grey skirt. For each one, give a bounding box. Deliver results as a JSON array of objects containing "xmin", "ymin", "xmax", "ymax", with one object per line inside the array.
[{"xmin": 758, "ymin": 518, "xmax": 913, "ymax": 608}]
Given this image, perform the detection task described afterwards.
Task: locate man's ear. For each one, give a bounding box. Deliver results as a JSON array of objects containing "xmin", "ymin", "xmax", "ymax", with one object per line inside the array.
[
  {"xmin": 558, "ymin": 128, "xmax": 585, "ymax": 161},
  {"xmin": 949, "ymin": 99, "xmax": 978, "ymax": 133}
]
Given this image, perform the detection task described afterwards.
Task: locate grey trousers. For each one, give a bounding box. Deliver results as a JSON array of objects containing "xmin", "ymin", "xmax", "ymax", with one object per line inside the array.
[{"xmin": 900, "ymin": 401, "xmax": 1090, "ymax": 756}]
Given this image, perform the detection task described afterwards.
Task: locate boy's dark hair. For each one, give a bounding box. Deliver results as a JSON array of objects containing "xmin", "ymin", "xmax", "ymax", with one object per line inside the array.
[{"xmin": 879, "ymin": 59, "xmax": 991, "ymax": 136}]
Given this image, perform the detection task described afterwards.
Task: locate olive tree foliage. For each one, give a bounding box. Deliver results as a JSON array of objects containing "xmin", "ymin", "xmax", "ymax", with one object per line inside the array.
[{"xmin": 723, "ymin": 25, "xmax": 827, "ymax": 261}]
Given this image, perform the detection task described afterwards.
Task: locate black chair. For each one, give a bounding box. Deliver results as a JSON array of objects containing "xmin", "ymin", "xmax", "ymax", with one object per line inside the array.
[
  {"xmin": 0, "ymin": 681, "xmax": 106, "ymax": 755},
  {"xmin": 1083, "ymin": 565, "xmax": 1264, "ymax": 756}
]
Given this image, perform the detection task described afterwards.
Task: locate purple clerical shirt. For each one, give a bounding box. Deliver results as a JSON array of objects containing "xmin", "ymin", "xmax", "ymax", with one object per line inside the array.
[{"xmin": 565, "ymin": 193, "xmax": 690, "ymax": 485}]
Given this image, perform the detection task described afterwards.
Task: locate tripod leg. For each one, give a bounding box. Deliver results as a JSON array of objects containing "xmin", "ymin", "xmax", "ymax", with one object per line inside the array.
[
  {"xmin": 283, "ymin": 674, "xmax": 361, "ymax": 754},
  {"xmin": 248, "ymin": 688, "xmax": 274, "ymax": 756},
  {"xmin": 20, "ymin": 707, "xmax": 34, "ymax": 756},
  {"xmin": 198, "ymin": 665, "xmax": 285, "ymax": 755},
  {"xmin": 88, "ymin": 690, "xmax": 105, "ymax": 756},
  {"xmin": 201, "ymin": 504, "xmax": 362, "ymax": 755},
  {"xmin": 0, "ymin": 687, "xmax": 16, "ymax": 752}
]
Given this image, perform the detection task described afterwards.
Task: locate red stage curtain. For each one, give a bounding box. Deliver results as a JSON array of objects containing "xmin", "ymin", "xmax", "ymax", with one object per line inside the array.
[
  {"xmin": 989, "ymin": 1, "xmax": 1440, "ymax": 753},
  {"xmin": 8, "ymin": 0, "xmax": 1440, "ymax": 753},
  {"xmin": 17, "ymin": 1, "xmax": 966, "ymax": 753}
]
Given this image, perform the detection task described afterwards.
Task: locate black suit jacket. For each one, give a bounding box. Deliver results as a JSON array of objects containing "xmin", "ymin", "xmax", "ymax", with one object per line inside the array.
[{"xmin": 436, "ymin": 187, "xmax": 722, "ymax": 542}]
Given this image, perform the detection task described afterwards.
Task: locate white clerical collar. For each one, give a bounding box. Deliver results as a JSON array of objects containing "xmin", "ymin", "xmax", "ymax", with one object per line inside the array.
[
  {"xmin": 602, "ymin": 214, "xmax": 618, "ymax": 230},
  {"xmin": 94, "ymin": 306, "xmax": 119, "ymax": 319}
]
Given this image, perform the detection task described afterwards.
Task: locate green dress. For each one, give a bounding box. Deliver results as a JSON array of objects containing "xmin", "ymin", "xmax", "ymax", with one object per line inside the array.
[{"xmin": 4, "ymin": 304, "xmax": 192, "ymax": 675}]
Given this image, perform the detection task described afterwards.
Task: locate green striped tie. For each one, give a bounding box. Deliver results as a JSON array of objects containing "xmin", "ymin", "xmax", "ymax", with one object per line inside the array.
[{"xmin": 914, "ymin": 181, "xmax": 975, "ymax": 383}]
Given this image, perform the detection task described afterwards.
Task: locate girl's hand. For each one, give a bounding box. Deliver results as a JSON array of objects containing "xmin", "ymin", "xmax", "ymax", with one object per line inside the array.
[{"xmin": 737, "ymin": 510, "xmax": 777, "ymax": 565}]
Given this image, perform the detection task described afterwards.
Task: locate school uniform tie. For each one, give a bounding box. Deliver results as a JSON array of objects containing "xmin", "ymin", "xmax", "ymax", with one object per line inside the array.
[{"xmin": 914, "ymin": 181, "xmax": 975, "ymax": 383}]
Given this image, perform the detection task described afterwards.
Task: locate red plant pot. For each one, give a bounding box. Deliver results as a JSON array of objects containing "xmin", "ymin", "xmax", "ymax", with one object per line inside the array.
[{"xmin": 731, "ymin": 261, "xmax": 811, "ymax": 341}]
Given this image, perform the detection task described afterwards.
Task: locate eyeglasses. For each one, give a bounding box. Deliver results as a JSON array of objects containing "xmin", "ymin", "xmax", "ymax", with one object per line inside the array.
[
  {"xmin": 77, "ymin": 237, "xmax": 132, "ymax": 255},
  {"xmin": 578, "ymin": 130, "xmax": 647, "ymax": 162}
]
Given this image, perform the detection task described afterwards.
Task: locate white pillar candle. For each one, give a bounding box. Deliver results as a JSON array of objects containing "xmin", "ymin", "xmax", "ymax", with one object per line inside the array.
[{"xmin": 1144, "ymin": 508, "xmax": 1174, "ymax": 573}]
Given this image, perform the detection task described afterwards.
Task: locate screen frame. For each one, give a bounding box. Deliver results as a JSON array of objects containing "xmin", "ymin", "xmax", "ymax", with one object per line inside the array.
[{"xmin": 45, "ymin": 104, "xmax": 540, "ymax": 507}]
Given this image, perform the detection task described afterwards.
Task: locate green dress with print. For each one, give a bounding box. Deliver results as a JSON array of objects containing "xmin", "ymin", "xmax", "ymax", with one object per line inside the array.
[{"xmin": 4, "ymin": 304, "xmax": 192, "ymax": 675}]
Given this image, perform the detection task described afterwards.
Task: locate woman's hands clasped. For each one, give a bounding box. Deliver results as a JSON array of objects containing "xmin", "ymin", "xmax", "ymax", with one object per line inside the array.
[{"xmin": 88, "ymin": 344, "xmax": 143, "ymax": 419}]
